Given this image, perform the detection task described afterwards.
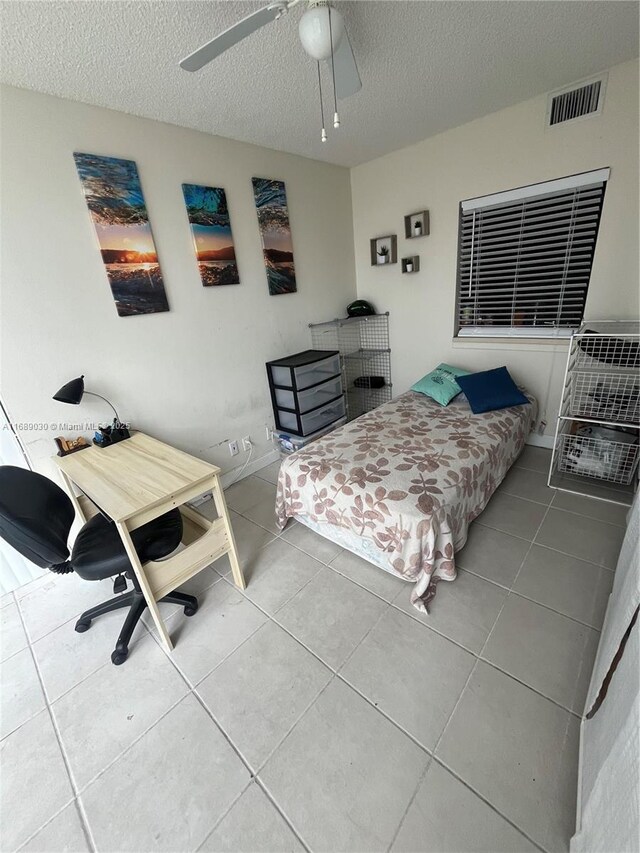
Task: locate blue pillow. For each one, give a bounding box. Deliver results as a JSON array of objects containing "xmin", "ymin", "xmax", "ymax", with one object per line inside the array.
[
  {"xmin": 456, "ymin": 366, "xmax": 530, "ymax": 414},
  {"xmin": 411, "ymin": 363, "xmax": 471, "ymax": 406}
]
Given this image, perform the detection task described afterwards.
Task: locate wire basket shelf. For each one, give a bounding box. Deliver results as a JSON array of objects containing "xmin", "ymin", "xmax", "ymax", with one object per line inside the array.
[
  {"xmin": 310, "ymin": 313, "xmax": 391, "ymax": 422},
  {"xmin": 568, "ymin": 371, "xmax": 640, "ymax": 423},
  {"xmin": 556, "ymin": 431, "xmax": 639, "ymax": 485},
  {"xmin": 572, "ymin": 326, "xmax": 640, "ymax": 372}
]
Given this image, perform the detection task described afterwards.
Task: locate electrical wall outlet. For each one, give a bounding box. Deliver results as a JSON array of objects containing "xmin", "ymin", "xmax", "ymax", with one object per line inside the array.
[
  {"xmin": 537, "ymin": 419, "xmax": 547, "ymax": 435},
  {"xmin": 228, "ymin": 440, "xmax": 239, "ymax": 457},
  {"xmin": 265, "ymin": 425, "xmax": 272, "ymax": 441},
  {"xmin": 242, "ymin": 436, "xmax": 252, "ymax": 452}
]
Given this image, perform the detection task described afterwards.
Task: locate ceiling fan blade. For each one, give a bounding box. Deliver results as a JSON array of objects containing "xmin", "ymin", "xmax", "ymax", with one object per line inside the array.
[
  {"xmin": 332, "ymin": 30, "xmax": 361, "ymax": 99},
  {"xmin": 180, "ymin": 4, "xmax": 283, "ymax": 72}
]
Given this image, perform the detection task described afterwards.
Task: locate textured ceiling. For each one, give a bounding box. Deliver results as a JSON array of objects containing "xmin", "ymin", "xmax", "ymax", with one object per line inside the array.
[{"xmin": 0, "ymin": 1, "xmax": 638, "ymax": 167}]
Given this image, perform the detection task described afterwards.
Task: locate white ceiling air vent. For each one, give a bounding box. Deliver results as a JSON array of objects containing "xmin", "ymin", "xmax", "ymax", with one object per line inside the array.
[{"xmin": 546, "ymin": 74, "xmax": 607, "ymax": 127}]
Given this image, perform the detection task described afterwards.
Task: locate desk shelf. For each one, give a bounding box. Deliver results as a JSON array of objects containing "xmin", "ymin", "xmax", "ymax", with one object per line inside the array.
[{"xmin": 146, "ymin": 513, "xmax": 228, "ymax": 601}]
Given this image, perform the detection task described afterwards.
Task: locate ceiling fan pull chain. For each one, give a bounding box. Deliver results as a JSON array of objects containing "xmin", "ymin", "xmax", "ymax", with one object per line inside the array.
[
  {"xmin": 317, "ymin": 61, "xmax": 327, "ymax": 142},
  {"xmin": 328, "ymin": 5, "xmax": 340, "ymax": 128}
]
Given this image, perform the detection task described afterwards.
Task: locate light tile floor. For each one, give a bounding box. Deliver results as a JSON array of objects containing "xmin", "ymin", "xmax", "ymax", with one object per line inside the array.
[{"xmin": 0, "ymin": 447, "xmax": 627, "ymax": 852}]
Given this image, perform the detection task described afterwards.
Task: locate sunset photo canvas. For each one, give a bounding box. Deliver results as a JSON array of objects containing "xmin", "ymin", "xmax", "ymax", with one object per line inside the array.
[
  {"xmin": 182, "ymin": 184, "xmax": 239, "ymax": 287},
  {"xmin": 252, "ymin": 178, "xmax": 297, "ymax": 295},
  {"xmin": 73, "ymin": 152, "xmax": 169, "ymax": 316}
]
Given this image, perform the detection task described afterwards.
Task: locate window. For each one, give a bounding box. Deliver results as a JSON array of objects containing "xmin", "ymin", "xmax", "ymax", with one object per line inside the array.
[{"xmin": 455, "ymin": 168, "xmax": 609, "ymax": 338}]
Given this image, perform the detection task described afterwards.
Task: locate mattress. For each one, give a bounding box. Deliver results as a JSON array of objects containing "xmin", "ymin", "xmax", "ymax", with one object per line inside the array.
[{"xmin": 276, "ymin": 388, "xmax": 537, "ymax": 612}]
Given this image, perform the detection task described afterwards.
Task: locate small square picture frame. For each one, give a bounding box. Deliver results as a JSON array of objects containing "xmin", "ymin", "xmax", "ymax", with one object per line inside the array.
[
  {"xmin": 404, "ymin": 211, "xmax": 430, "ymax": 239},
  {"xmin": 401, "ymin": 256, "xmax": 420, "ymax": 274},
  {"xmin": 370, "ymin": 235, "xmax": 397, "ymax": 266}
]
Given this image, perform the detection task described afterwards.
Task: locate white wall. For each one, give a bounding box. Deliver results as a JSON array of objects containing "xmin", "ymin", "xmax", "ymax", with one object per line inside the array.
[
  {"xmin": 2, "ymin": 58, "xmax": 638, "ymax": 476},
  {"xmin": 0, "ymin": 86, "xmax": 356, "ymax": 476},
  {"xmin": 351, "ymin": 59, "xmax": 639, "ymax": 442}
]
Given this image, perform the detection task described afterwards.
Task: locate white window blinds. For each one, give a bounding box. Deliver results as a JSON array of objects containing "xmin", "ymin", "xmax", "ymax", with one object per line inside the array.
[{"xmin": 456, "ymin": 168, "xmax": 609, "ymax": 338}]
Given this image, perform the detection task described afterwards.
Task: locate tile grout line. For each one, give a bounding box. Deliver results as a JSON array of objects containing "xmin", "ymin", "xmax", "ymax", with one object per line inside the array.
[
  {"xmin": 385, "ymin": 754, "xmax": 435, "ymax": 853},
  {"xmin": 8, "ymin": 579, "xmax": 118, "ymax": 648},
  {"xmin": 72, "ymin": 693, "xmax": 188, "ymax": 794},
  {"xmin": 499, "ymin": 485, "xmax": 628, "ymax": 529},
  {"xmin": 14, "ymin": 800, "xmax": 78, "ymax": 853},
  {"xmin": 6, "ymin": 461, "xmax": 614, "ymax": 851},
  {"xmin": 456, "ymin": 565, "xmax": 606, "ymax": 632},
  {"xmin": 191, "ymin": 662, "xmax": 337, "ymax": 853},
  {"xmin": 431, "ymin": 754, "xmax": 549, "ymax": 853},
  {"xmin": 252, "ymin": 775, "xmax": 313, "ymax": 853},
  {"xmin": 386, "ymin": 596, "xmax": 484, "ymax": 654},
  {"xmin": 31, "ymin": 622, "xmax": 154, "ymax": 710},
  {"xmin": 13, "ymin": 595, "xmax": 97, "ymax": 853},
  {"xmin": 14, "ymin": 587, "xmax": 229, "ymax": 807},
  {"xmin": 242, "ymin": 516, "xmax": 587, "ymax": 731},
  {"xmin": 244, "ymin": 670, "xmax": 334, "ymax": 779},
  {"xmin": 149, "ymin": 470, "xmax": 613, "ymax": 849},
  {"xmin": 405, "ymin": 500, "xmax": 559, "ymax": 853},
  {"xmin": 477, "ymin": 656, "xmax": 583, "ymax": 719},
  {"xmin": 192, "ymin": 777, "xmax": 255, "ymax": 853},
  {"xmin": 474, "ymin": 520, "xmax": 619, "ymax": 571},
  {"xmin": 471, "ymin": 498, "xmax": 556, "ymax": 672},
  {"xmin": 179, "ymin": 620, "xmax": 326, "ymax": 853},
  {"xmin": 387, "ymin": 504, "xmax": 548, "ymax": 853},
  {"xmin": 267, "ymin": 597, "xmax": 437, "ymax": 753},
  {"xmin": 252, "ymin": 675, "xmax": 345, "ymax": 852},
  {"xmin": 334, "ymin": 598, "xmax": 392, "ymax": 673},
  {"xmin": 15, "ymin": 553, "xmax": 581, "ymax": 836},
  {"xmin": 212, "ymin": 571, "xmax": 446, "ymax": 761},
  {"xmin": 135, "ymin": 586, "xmax": 330, "ymax": 852},
  {"xmin": 532, "ymin": 541, "xmax": 617, "ymax": 574}
]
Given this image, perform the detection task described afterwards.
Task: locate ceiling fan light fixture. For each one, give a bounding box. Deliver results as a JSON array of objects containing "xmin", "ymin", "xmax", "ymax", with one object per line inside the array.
[{"xmin": 298, "ymin": 2, "xmax": 344, "ymax": 61}]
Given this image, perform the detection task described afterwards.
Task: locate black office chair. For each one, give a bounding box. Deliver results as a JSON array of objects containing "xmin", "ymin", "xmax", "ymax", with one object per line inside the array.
[{"xmin": 0, "ymin": 465, "xmax": 198, "ymax": 665}]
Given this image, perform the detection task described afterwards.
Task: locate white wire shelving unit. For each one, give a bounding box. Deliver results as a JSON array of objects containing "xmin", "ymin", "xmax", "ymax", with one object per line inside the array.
[
  {"xmin": 548, "ymin": 320, "xmax": 639, "ymax": 506},
  {"xmin": 309, "ymin": 313, "xmax": 392, "ymax": 422}
]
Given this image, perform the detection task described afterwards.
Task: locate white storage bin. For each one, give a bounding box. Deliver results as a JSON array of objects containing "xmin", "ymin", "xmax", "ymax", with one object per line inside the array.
[
  {"xmin": 276, "ymin": 396, "xmax": 346, "ymax": 437},
  {"xmin": 557, "ymin": 426, "xmax": 639, "ymax": 485},
  {"xmin": 270, "ymin": 353, "xmax": 340, "ymax": 388},
  {"xmin": 569, "ymin": 371, "xmax": 640, "ymax": 423},
  {"xmin": 300, "ymin": 397, "xmax": 346, "ymax": 435},
  {"xmin": 292, "ymin": 354, "xmax": 341, "ymax": 390},
  {"xmin": 274, "ymin": 375, "xmax": 343, "ymax": 413},
  {"xmin": 276, "ymin": 409, "xmax": 299, "ymax": 432},
  {"xmin": 276, "ymin": 417, "xmax": 347, "ymax": 455}
]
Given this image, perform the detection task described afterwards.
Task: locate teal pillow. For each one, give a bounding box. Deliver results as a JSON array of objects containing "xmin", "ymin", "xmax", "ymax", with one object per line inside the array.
[{"xmin": 411, "ymin": 363, "xmax": 471, "ymax": 406}]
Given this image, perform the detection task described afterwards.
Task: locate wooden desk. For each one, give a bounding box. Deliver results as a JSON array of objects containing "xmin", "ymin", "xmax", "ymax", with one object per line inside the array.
[{"xmin": 53, "ymin": 432, "xmax": 244, "ymax": 652}]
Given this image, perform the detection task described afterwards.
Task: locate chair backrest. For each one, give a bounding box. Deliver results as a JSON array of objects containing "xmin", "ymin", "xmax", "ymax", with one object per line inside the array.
[{"xmin": 0, "ymin": 466, "xmax": 75, "ymax": 568}]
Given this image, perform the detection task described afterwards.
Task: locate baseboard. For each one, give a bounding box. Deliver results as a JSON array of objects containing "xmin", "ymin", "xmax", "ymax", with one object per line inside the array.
[
  {"xmin": 526, "ymin": 433, "xmax": 555, "ymax": 449},
  {"xmin": 220, "ymin": 448, "xmax": 280, "ymax": 490},
  {"xmin": 187, "ymin": 448, "xmax": 280, "ymax": 506},
  {"xmin": 193, "ymin": 431, "xmax": 553, "ymax": 508}
]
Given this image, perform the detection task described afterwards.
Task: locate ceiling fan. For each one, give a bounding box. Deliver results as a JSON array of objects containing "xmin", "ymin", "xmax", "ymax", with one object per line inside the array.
[{"xmin": 180, "ymin": 0, "xmax": 361, "ymax": 141}]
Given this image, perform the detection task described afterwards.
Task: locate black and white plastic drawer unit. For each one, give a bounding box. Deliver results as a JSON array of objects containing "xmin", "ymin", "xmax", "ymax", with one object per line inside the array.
[{"xmin": 266, "ymin": 349, "xmax": 345, "ymax": 436}]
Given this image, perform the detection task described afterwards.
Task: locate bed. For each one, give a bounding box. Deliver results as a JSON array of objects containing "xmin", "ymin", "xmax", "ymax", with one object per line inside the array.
[{"xmin": 275, "ymin": 388, "xmax": 537, "ymax": 612}]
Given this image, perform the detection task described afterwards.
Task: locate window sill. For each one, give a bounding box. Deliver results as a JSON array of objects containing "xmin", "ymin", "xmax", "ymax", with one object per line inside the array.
[{"xmin": 452, "ymin": 336, "xmax": 570, "ymax": 352}]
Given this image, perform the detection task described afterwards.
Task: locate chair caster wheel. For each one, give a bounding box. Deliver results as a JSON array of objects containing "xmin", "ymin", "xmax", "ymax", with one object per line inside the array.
[
  {"xmin": 75, "ymin": 620, "xmax": 91, "ymax": 633},
  {"xmin": 111, "ymin": 649, "xmax": 128, "ymax": 665},
  {"xmin": 184, "ymin": 603, "xmax": 198, "ymax": 617}
]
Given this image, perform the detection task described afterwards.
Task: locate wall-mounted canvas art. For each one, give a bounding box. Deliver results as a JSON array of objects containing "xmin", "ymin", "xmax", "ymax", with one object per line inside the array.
[
  {"xmin": 73, "ymin": 152, "xmax": 169, "ymax": 317},
  {"xmin": 251, "ymin": 178, "xmax": 297, "ymax": 295},
  {"xmin": 182, "ymin": 184, "xmax": 239, "ymax": 287}
]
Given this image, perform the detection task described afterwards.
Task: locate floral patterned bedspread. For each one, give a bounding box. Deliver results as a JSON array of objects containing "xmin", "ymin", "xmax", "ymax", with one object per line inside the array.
[{"xmin": 275, "ymin": 389, "xmax": 537, "ymax": 612}]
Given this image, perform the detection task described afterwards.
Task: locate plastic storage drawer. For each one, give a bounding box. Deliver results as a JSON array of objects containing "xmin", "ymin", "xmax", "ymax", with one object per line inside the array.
[
  {"xmin": 274, "ymin": 375, "xmax": 343, "ymax": 414},
  {"xmin": 276, "ymin": 397, "xmax": 346, "ymax": 436},
  {"xmin": 269, "ymin": 352, "xmax": 341, "ymax": 391}
]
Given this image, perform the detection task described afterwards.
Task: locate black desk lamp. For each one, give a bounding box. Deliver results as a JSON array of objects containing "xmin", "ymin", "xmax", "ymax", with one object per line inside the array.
[{"xmin": 53, "ymin": 375, "xmax": 130, "ymax": 445}]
